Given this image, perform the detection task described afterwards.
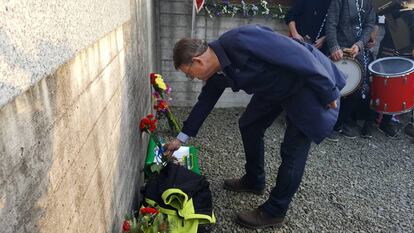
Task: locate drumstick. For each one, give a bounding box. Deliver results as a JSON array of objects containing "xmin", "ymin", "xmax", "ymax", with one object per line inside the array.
[{"xmin": 343, "ymin": 48, "xmax": 353, "ymax": 55}]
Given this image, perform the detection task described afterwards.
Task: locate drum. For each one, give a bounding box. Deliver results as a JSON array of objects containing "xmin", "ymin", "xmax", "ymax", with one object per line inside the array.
[
  {"xmin": 369, "ymin": 56, "xmax": 414, "ymax": 114},
  {"xmin": 333, "ymin": 57, "xmax": 363, "ymax": 96}
]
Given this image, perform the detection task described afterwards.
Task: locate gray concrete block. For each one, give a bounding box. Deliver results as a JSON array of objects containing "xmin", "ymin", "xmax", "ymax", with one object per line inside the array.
[{"xmin": 157, "ymin": 0, "xmax": 290, "ymax": 107}]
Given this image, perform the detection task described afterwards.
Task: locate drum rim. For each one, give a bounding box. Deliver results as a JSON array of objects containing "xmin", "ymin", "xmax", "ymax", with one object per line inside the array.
[
  {"xmin": 368, "ymin": 57, "xmax": 414, "ymax": 77},
  {"xmin": 334, "ymin": 56, "xmax": 363, "ymax": 96},
  {"xmin": 372, "ymin": 107, "xmax": 414, "ymax": 115}
]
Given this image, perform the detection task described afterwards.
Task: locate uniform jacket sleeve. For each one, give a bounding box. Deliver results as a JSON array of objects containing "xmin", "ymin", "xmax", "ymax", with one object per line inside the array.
[
  {"xmin": 355, "ymin": 0, "xmax": 375, "ymax": 50},
  {"xmin": 285, "ymin": 0, "xmax": 305, "ymax": 24},
  {"xmin": 181, "ymin": 75, "xmax": 226, "ymax": 137},
  {"xmin": 326, "ymin": 0, "xmax": 342, "ymax": 53},
  {"xmin": 234, "ymin": 25, "xmax": 340, "ymax": 106}
]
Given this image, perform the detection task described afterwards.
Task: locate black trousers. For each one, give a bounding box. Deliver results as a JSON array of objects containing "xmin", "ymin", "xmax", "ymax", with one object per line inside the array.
[
  {"xmin": 238, "ymin": 95, "xmax": 312, "ymax": 217},
  {"xmin": 335, "ymin": 88, "xmax": 377, "ymax": 130}
]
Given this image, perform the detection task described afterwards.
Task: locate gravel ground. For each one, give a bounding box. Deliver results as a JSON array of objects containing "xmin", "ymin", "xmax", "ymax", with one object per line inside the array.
[{"xmin": 171, "ymin": 107, "xmax": 414, "ymax": 233}]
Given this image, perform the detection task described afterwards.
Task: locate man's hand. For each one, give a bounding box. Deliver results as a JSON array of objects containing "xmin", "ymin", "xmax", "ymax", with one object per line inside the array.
[
  {"xmin": 367, "ymin": 38, "xmax": 376, "ymax": 49},
  {"xmin": 291, "ymin": 32, "xmax": 304, "ymax": 42},
  {"xmin": 326, "ymin": 100, "xmax": 337, "ymax": 109},
  {"xmin": 350, "ymin": 44, "xmax": 360, "ymax": 57},
  {"xmin": 164, "ymin": 138, "xmax": 181, "ymax": 157},
  {"xmin": 331, "ymin": 49, "xmax": 343, "ymax": 61},
  {"xmin": 367, "ymin": 27, "xmax": 377, "ymax": 49},
  {"xmin": 314, "ymin": 36, "xmax": 326, "ymax": 49}
]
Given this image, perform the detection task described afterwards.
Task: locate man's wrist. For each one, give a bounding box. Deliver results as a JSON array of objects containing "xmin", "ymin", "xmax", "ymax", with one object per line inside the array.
[
  {"xmin": 176, "ymin": 132, "xmax": 189, "ymax": 144},
  {"xmin": 355, "ymin": 41, "xmax": 364, "ymax": 51},
  {"xmin": 330, "ymin": 45, "xmax": 341, "ymax": 54}
]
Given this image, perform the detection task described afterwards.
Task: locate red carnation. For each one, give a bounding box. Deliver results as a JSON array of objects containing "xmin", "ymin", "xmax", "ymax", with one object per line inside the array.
[
  {"xmin": 139, "ymin": 114, "xmax": 157, "ymax": 132},
  {"xmin": 140, "ymin": 207, "xmax": 159, "ymax": 215},
  {"xmin": 122, "ymin": 220, "xmax": 131, "ymax": 232},
  {"xmin": 154, "ymin": 100, "xmax": 169, "ymax": 112},
  {"xmin": 148, "ymin": 119, "xmax": 157, "ymax": 132},
  {"xmin": 150, "ymin": 73, "xmax": 157, "ymax": 85},
  {"xmin": 139, "ymin": 117, "xmax": 151, "ymax": 132}
]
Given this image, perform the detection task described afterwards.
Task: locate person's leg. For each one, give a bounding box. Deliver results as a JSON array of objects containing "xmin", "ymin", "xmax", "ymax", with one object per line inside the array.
[
  {"xmin": 260, "ymin": 118, "xmax": 312, "ymax": 217},
  {"xmin": 338, "ymin": 93, "xmax": 359, "ymax": 138},
  {"xmin": 237, "ymin": 95, "xmax": 283, "ymax": 188},
  {"xmin": 359, "ymin": 92, "xmax": 378, "ymax": 137},
  {"xmin": 327, "ymin": 96, "xmax": 354, "ymax": 142},
  {"xmin": 379, "ymin": 114, "xmax": 398, "ymax": 137}
]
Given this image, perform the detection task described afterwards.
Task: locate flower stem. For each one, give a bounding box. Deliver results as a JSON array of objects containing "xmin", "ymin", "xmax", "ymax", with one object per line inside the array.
[{"xmin": 166, "ymin": 109, "xmax": 182, "ymax": 134}]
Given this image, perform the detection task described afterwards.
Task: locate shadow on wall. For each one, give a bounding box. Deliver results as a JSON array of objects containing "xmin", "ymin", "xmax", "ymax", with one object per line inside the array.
[
  {"xmin": 0, "ymin": 25, "xmax": 75, "ymax": 232},
  {"xmin": 0, "ymin": 75, "xmax": 57, "ymax": 233},
  {"xmin": 0, "ymin": 29, "xmax": 72, "ymax": 106},
  {"xmin": 1, "ymin": 1, "xmax": 153, "ymax": 231},
  {"xmin": 109, "ymin": 0, "xmax": 152, "ymax": 231}
]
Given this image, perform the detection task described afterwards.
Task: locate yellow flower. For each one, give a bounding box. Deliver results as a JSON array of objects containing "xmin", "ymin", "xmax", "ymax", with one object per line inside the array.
[{"xmin": 155, "ymin": 77, "xmax": 167, "ymax": 91}]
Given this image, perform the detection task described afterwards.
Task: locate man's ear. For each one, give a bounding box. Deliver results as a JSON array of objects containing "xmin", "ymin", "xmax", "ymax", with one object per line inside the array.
[{"xmin": 191, "ymin": 56, "xmax": 203, "ymax": 65}]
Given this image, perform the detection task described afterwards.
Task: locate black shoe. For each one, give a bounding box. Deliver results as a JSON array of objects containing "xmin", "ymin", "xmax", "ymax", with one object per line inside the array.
[
  {"xmin": 223, "ymin": 177, "xmax": 265, "ymax": 195},
  {"xmin": 236, "ymin": 208, "xmax": 285, "ymax": 229},
  {"xmin": 405, "ymin": 123, "xmax": 414, "ymax": 138},
  {"xmin": 340, "ymin": 124, "xmax": 358, "ymax": 139},
  {"xmin": 361, "ymin": 121, "xmax": 376, "ymax": 138},
  {"xmin": 379, "ymin": 123, "xmax": 397, "ymax": 137},
  {"xmin": 326, "ymin": 130, "xmax": 340, "ymax": 142}
]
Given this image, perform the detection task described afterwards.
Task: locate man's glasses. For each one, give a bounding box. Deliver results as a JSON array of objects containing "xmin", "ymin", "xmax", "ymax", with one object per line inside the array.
[
  {"xmin": 185, "ymin": 62, "xmax": 195, "ymax": 80},
  {"xmin": 184, "ymin": 48, "xmax": 207, "ymax": 80}
]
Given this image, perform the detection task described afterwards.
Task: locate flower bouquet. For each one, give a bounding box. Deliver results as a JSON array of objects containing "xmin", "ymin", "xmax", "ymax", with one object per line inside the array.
[
  {"xmin": 122, "ymin": 207, "xmax": 169, "ymax": 233},
  {"xmin": 140, "ymin": 114, "xmax": 177, "ymax": 174},
  {"xmin": 150, "ymin": 73, "xmax": 182, "ymax": 135}
]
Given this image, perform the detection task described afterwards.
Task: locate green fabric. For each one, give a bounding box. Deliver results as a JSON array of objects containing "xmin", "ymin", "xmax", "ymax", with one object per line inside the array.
[
  {"xmin": 162, "ymin": 188, "xmax": 216, "ymax": 224},
  {"xmin": 145, "ymin": 138, "xmax": 200, "ymax": 176},
  {"xmin": 145, "ymin": 196, "xmax": 215, "ymax": 233}
]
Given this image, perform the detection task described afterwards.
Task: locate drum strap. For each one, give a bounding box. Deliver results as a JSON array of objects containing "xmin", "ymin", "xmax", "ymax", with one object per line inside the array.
[
  {"xmin": 355, "ymin": 0, "xmax": 370, "ymax": 99},
  {"xmin": 315, "ymin": 13, "xmax": 328, "ymax": 41}
]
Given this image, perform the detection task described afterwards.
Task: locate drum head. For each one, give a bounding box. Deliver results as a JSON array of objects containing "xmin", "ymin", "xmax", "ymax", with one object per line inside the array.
[
  {"xmin": 368, "ymin": 57, "xmax": 414, "ymax": 77},
  {"xmin": 334, "ymin": 58, "xmax": 362, "ymax": 96}
]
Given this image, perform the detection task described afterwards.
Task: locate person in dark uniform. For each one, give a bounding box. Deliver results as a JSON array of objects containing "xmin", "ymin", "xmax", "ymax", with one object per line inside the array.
[
  {"xmin": 164, "ymin": 25, "xmax": 346, "ymax": 229},
  {"xmin": 325, "ymin": 0, "xmax": 377, "ymax": 139},
  {"xmin": 377, "ymin": 1, "xmax": 414, "ymax": 137},
  {"xmin": 285, "ymin": 0, "xmax": 332, "ymax": 54}
]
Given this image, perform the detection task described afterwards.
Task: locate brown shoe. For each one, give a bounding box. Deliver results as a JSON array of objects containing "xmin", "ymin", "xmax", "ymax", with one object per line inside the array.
[
  {"xmin": 223, "ymin": 178, "xmax": 265, "ymax": 195},
  {"xmin": 236, "ymin": 208, "xmax": 285, "ymax": 229}
]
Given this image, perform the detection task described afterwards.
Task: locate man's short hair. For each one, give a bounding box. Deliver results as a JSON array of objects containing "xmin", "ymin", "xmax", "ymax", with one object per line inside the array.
[{"xmin": 173, "ymin": 38, "xmax": 208, "ymax": 69}]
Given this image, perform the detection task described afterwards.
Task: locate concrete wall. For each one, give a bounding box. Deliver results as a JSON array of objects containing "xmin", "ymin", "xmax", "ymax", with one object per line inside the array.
[
  {"xmin": 157, "ymin": 0, "xmax": 289, "ymax": 107},
  {"xmin": 0, "ymin": 0, "xmax": 155, "ymax": 232}
]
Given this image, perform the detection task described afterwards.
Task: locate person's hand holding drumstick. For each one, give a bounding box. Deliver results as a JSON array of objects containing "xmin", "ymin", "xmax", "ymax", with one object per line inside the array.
[
  {"xmin": 330, "ymin": 49, "xmax": 343, "ymax": 61},
  {"xmin": 332, "ymin": 44, "xmax": 360, "ymax": 61},
  {"xmin": 346, "ymin": 44, "xmax": 360, "ymax": 58}
]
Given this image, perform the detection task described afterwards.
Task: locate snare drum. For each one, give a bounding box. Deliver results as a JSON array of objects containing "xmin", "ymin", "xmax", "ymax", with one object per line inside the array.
[
  {"xmin": 369, "ymin": 57, "xmax": 414, "ymax": 114},
  {"xmin": 333, "ymin": 57, "xmax": 363, "ymax": 96}
]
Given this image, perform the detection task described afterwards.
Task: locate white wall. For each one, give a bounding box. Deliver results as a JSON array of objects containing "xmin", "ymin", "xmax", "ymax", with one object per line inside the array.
[{"xmin": 0, "ymin": 0, "xmax": 155, "ymax": 232}]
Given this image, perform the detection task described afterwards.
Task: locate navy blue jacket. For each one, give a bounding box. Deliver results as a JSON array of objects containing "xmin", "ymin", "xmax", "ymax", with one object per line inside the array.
[
  {"xmin": 285, "ymin": 0, "xmax": 331, "ymax": 42},
  {"xmin": 182, "ymin": 25, "xmax": 346, "ymax": 144}
]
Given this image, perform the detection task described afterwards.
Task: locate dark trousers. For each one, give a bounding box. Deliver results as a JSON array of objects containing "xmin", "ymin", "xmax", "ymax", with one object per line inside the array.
[
  {"xmin": 335, "ymin": 88, "xmax": 377, "ymax": 129},
  {"xmin": 239, "ymin": 95, "xmax": 312, "ymax": 217}
]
